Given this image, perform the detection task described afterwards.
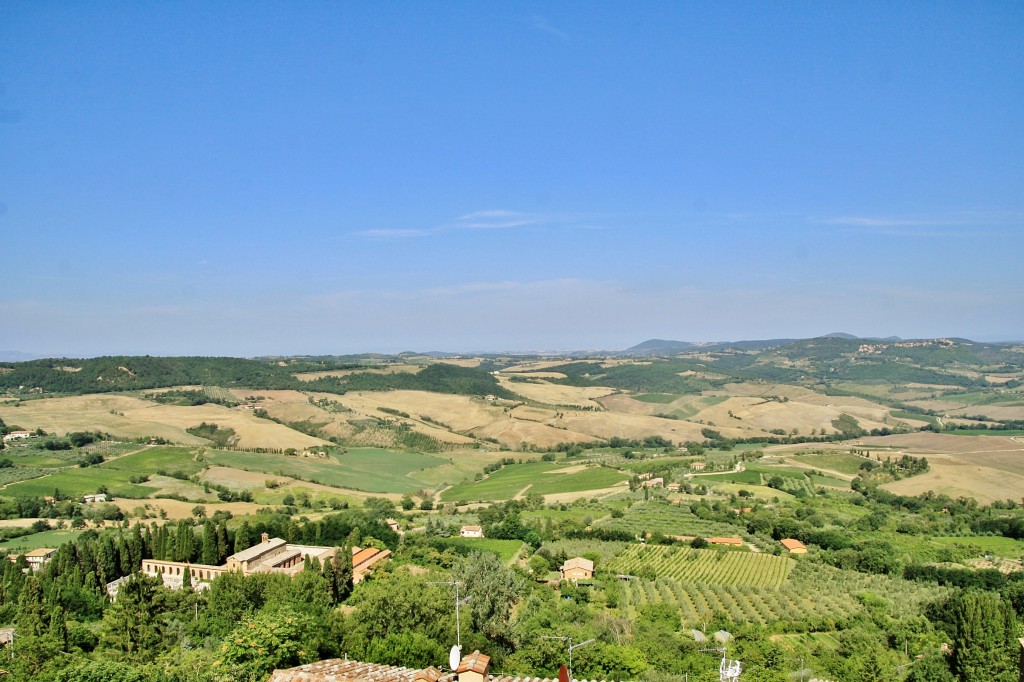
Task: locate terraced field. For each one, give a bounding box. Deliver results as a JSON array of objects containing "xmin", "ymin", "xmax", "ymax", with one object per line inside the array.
[
  {"xmin": 608, "ymin": 544, "xmax": 794, "ymax": 587},
  {"xmin": 617, "ymin": 562, "xmax": 951, "ymax": 629},
  {"xmin": 441, "ymin": 462, "xmax": 628, "ymax": 502},
  {"xmin": 595, "ymin": 500, "xmax": 750, "ymax": 540}
]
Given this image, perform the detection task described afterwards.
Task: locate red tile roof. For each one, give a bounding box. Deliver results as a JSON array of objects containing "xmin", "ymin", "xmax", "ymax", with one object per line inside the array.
[{"xmin": 457, "ymin": 650, "xmax": 491, "ymax": 674}]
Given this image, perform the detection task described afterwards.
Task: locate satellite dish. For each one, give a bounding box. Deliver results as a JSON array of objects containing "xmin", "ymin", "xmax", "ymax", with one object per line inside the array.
[
  {"xmin": 449, "ymin": 645, "xmax": 462, "ymax": 671},
  {"xmin": 558, "ymin": 664, "xmax": 569, "ymax": 682}
]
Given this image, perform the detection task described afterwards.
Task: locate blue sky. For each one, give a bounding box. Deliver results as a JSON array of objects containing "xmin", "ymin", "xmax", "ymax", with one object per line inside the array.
[{"xmin": 2, "ymin": 2, "xmax": 1022, "ymax": 356}]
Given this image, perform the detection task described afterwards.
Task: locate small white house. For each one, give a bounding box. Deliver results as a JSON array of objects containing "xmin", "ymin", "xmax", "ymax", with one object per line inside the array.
[
  {"xmin": 83, "ymin": 493, "xmax": 108, "ymax": 504},
  {"xmin": 2, "ymin": 430, "xmax": 31, "ymax": 443},
  {"xmin": 460, "ymin": 525, "xmax": 483, "ymax": 538}
]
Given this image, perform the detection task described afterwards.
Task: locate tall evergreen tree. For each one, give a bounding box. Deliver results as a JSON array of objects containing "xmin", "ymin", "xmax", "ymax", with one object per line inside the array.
[
  {"xmin": 215, "ymin": 520, "xmax": 230, "ymax": 562},
  {"xmin": 234, "ymin": 520, "xmax": 253, "ymax": 553},
  {"xmin": 200, "ymin": 521, "xmax": 218, "ymax": 565},
  {"xmin": 16, "ymin": 576, "xmax": 49, "ymax": 638},
  {"xmin": 99, "ymin": 573, "xmax": 167, "ymax": 664},
  {"xmin": 949, "ymin": 590, "xmax": 1018, "ymax": 682},
  {"xmin": 333, "ymin": 546, "xmax": 353, "ymax": 603}
]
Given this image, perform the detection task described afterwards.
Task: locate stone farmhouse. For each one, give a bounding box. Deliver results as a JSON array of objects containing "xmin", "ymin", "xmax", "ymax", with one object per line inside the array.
[
  {"xmin": 23, "ymin": 547, "xmax": 57, "ymax": 572},
  {"xmin": 780, "ymin": 538, "xmax": 807, "ymax": 554},
  {"xmin": 352, "ymin": 545, "xmax": 391, "ymax": 584},
  {"xmin": 1, "ymin": 430, "xmax": 31, "ymax": 444},
  {"xmin": 460, "ymin": 525, "xmax": 483, "ymax": 538},
  {"xmin": 138, "ymin": 533, "xmax": 345, "ymax": 591},
  {"xmin": 560, "ymin": 557, "xmax": 594, "ymax": 581}
]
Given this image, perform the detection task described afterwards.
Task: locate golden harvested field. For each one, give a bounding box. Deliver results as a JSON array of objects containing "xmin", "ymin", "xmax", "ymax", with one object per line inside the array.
[
  {"xmin": 0, "ymin": 394, "xmax": 328, "ymax": 450},
  {"xmin": 496, "ymin": 376, "xmax": 616, "ymax": 407},
  {"xmin": 844, "ymin": 433, "xmax": 1024, "ymax": 504},
  {"xmin": 947, "ymin": 405, "xmax": 1024, "ymax": 420},
  {"xmin": 471, "ymin": 417, "xmax": 596, "ymax": 448},
  {"xmin": 431, "ymin": 357, "xmax": 484, "ymax": 368},
  {"xmin": 331, "ymin": 391, "xmax": 485, "ymax": 445},
  {"xmin": 883, "ymin": 453, "xmax": 1024, "ymax": 504},
  {"xmin": 558, "ymin": 409, "xmax": 713, "ymax": 442},
  {"xmin": 112, "ymin": 498, "xmax": 268, "ymax": 520},
  {"xmin": 859, "ymin": 433, "xmax": 1023, "ymax": 457}
]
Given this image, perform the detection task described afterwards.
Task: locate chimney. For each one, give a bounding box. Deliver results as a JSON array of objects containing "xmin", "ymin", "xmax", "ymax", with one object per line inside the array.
[
  {"xmin": 261, "ymin": 532, "xmax": 270, "ymax": 543},
  {"xmin": 456, "ymin": 650, "xmax": 491, "ymax": 682}
]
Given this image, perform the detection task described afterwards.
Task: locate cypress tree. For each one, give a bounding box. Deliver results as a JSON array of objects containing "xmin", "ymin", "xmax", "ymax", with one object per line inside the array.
[
  {"xmin": 201, "ymin": 522, "xmax": 218, "ymax": 565},
  {"xmin": 16, "ymin": 576, "xmax": 48, "ymax": 638},
  {"xmin": 234, "ymin": 520, "xmax": 253, "ymax": 553},
  {"xmin": 215, "ymin": 520, "xmax": 230, "ymax": 563},
  {"xmin": 333, "ymin": 546, "xmax": 353, "ymax": 602},
  {"xmin": 950, "ymin": 590, "xmax": 1018, "ymax": 682}
]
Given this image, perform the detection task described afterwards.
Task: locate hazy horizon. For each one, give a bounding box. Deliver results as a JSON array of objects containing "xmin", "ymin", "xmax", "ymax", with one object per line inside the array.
[{"xmin": 3, "ymin": 4, "xmax": 1022, "ymax": 357}]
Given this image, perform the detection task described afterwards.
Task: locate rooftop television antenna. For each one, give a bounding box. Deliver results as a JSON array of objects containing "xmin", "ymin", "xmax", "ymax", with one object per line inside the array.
[
  {"xmin": 700, "ymin": 647, "xmax": 741, "ymax": 682},
  {"xmin": 542, "ymin": 636, "xmax": 595, "ymax": 682},
  {"xmin": 429, "ymin": 578, "xmax": 468, "ymax": 657}
]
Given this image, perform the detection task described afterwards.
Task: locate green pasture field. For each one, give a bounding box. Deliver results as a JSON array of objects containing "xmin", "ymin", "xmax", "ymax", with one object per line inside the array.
[
  {"xmin": 434, "ymin": 537, "xmax": 525, "ymax": 563},
  {"xmin": 809, "ymin": 474, "xmax": 851, "ymax": 488},
  {"xmin": 2, "ymin": 467, "xmax": 153, "ymax": 499},
  {"xmin": 707, "ymin": 483, "xmax": 795, "ymax": 501},
  {"xmin": 745, "ymin": 462, "xmax": 813, "ymax": 477},
  {"xmin": 4, "ymin": 453, "xmax": 70, "ymax": 468},
  {"xmin": 204, "ymin": 447, "xmax": 446, "ymax": 494},
  {"xmin": 695, "ymin": 469, "xmax": 762, "ymax": 485},
  {"xmin": 608, "ymin": 544, "xmax": 793, "ymax": 587},
  {"xmin": 441, "ymin": 462, "xmax": 627, "ymax": 502},
  {"xmin": 931, "ymin": 536, "xmax": 1024, "ymax": 557},
  {"xmin": 0, "ymin": 529, "xmax": 85, "ymax": 552},
  {"xmin": 890, "ymin": 410, "xmax": 938, "ymax": 425},
  {"xmin": 634, "ymin": 393, "xmax": 680, "ymax": 404},
  {"xmin": 946, "ymin": 429, "xmax": 1024, "ymax": 437},
  {"xmin": 789, "ymin": 452, "xmax": 867, "ymax": 476},
  {"xmin": 102, "ymin": 446, "xmax": 206, "ymax": 476},
  {"xmin": 531, "ymin": 466, "xmax": 628, "ymax": 496}
]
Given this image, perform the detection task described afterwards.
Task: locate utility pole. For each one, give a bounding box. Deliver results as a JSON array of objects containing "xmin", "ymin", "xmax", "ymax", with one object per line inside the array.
[
  {"xmin": 542, "ymin": 636, "xmax": 595, "ymax": 682},
  {"xmin": 429, "ymin": 578, "xmax": 465, "ymax": 650}
]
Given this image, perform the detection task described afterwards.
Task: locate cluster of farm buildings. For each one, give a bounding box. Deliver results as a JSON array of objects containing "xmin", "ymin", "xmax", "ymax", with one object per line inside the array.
[{"xmin": 104, "ymin": 533, "xmax": 391, "ymax": 597}]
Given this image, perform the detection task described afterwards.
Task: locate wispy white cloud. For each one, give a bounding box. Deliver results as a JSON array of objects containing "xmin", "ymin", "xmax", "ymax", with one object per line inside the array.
[
  {"xmin": 813, "ymin": 214, "xmax": 978, "ymax": 238},
  {"xmin": 527, "ymin": 15, "xmax": 570, "ymax": 41},
  {"xmin": 820, "ymin": 216, "xmax": 942, "ymax": 227},
  {"xmin": 352, "ymin": 209, "xmax": 582, "ymax": 240}
]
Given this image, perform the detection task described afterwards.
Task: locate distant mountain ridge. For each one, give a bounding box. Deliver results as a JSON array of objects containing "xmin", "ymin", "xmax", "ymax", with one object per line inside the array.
[{"xmin": 623, "ymin": 333, "xmax": 914, "ymax": 355}]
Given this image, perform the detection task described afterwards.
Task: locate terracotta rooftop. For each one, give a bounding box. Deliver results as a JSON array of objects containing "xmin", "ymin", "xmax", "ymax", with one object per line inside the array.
[
  {"xmin": 23, "ymin": 547, "xmax": 56, "ymax": 558},
  {"xmin": 228, "ymin": 537, "xmax": 286, "ymax": 563},
  {"xmin": 780, "ymin": 538, "xmax": 806, "ymax": 550},
  {"xmin": 561, "ymin": 557, "xmax": 595, "ymax": 572},
  {"xmin": 268, "ymin": 658, "xmax": 425, "ymax": 682},
  {"xmin": 457, "ymin": 650, "xmax": 491, "ymax": 675},
  {"xmin": 269, "ymin": 657, "xmax": 611, "ymax": 682}
]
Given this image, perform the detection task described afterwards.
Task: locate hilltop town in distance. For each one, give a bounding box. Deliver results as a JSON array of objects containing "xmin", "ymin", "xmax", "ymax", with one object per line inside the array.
[{"xmin": 1, "ymin": 334, "xmax": 1022, "ymax": 681}]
